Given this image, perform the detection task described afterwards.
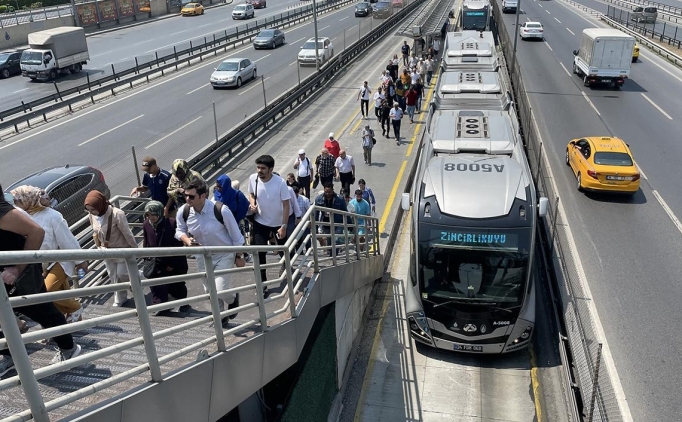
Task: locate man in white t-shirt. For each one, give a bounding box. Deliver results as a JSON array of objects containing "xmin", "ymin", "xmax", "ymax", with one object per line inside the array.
[
  {"xmin": 293, "ymin": 149, "xmax": 314, "ymax": 198},
  {"xmin": 248, "ymin": 155, "xmax": 290, "ymax": 288},
  {"xmin": 334, "ymin": 149, "xmax": 356, "ymax": 195},
  {"xmin": 356, "ymin": 81, "xmax": 372, "ymax": 119}
]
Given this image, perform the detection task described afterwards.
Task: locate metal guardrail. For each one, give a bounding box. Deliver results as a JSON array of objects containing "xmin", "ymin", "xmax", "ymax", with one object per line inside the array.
[
  {"xmin": 600, "ymin": 0, "xmax": 682, "ymax": 24},
  {"xmin": 0, "ymin": 4, "xmax": 73, "ymax": 28},
  {"xmin": 492, "ymin": 1, "xmax": 624, "ymax": 421},
  {"xmin": 606, "ymin": 5, "xmax": 682, "ymax": 48},
  {"xmin": 0, "ymin": 204, "xmax": 380, "ymax": 422},
  {"xmin": 0, "ymin": 0, "xmax": 350, "ymax": 131}
]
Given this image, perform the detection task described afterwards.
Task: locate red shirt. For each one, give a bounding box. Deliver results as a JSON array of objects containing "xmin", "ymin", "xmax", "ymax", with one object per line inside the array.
[
  {"xmin": 405, "ymin": 89, "xmax": 419, "ymax": 106},
  {"xmin": 325, "ymin": 139, "xmax": 340, "ymax": 159}
]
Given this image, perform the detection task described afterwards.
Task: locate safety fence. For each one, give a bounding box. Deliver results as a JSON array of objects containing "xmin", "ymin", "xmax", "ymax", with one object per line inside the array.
[
  {"xmin": 0, "ymin": 4, "xmax": 72, "ymax": 28},
  {"xmin": 0, "ymin": 0, "xmax": 350, "ymax": 129},
  {"xmin": 607, "ymin": 5, "xmax": 682, "ymax": 49},
  {"xmin": 493, "ymin": 2, "xmax": 624, "ymax": 421},
  {"xmin": 0, "ymin": 202, "xmax": 379, "ymax": 421}
]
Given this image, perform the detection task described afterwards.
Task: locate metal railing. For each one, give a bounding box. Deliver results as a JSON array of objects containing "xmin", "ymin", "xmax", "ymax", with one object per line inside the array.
[
  {"xmin": 492, "ymin": 2, "xmax": 624, "ymax": 421},
  {"xmin": 607, "ymin": 5, "xmax": 682, "ymax": 49},
  {"xmin": 0, "ymin": 4, "xmax": 73, "ymax": 28},
  {"xmin": 0, "ymin": 203, "xmax": 379, "ymax": 422},
  {"xmin": 0, "ymin": 0, "xmax": 351, "ymax": 129}
]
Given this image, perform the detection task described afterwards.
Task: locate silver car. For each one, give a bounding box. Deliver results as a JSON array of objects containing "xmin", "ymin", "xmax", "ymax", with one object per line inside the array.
[
  {"xmin": 253, "ymin": 29, "xmax": 285, "ymax": 49},
  {"xmin": 297, "ymin": 37, "xmax": 334, "ymax": 66},
  {"xmin": 210, "ymin": 58, "xmax": 257, "ymax": 88},
  {"xmin": 232, "ymin": 4, "xmax": 255, "ymax": 19}
]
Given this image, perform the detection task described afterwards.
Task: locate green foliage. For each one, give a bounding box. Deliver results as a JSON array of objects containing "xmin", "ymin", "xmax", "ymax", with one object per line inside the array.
[{"xmin": 0, "ymin": 5, "xmax": 7, "ymax": 12}]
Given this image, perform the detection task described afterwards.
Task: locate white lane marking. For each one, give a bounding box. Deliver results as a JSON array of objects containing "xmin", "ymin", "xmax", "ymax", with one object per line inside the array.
[
  {"xmin": 529, "ymin": 106, "xmax": 634, "ymax": 422},
  {"xmin": 554, "ymin": 17, "xmax": 562, "ymax": 23},
  {"xmin": 641, "ymin": 55, "xmax": 682, "ymax": 83},
  {"xmin": 546, "ymin": 9, "xmax": 551, "ymax": 14},
  {"xmin": 0, "ymin": 44, "xmax": 254, "ymax": 152},
  {"xmin": 340, "ymin": 16, "xmax": 349, "ymax": 21},
  {"xmin": 567, "ymin": 27, "xmax": 575, "ymax": 35},
  {"xmin": 187, "ymin": 83, "xmax": 210, "ymax": 95},
  {"xmin": 169, "ymin": 30, "xmax": 189, "ymax": 36},
  {"xmin": 538, "ymin": 3, "xmax": 543, "ymax": 6},
  {"xmin": 198, "ymin": 23, "xmax": 213, "ymax": 28},
  {"xmin": 545, "ymin": 42, "xmax": 553, "ymax": 51},
  {"xmin": 292, "ymin": 37, "xmax": 306, "ymax": 44},
  {"xmin": 635, "ymin": 162, "xmax": 647, "ymax": 180},
  {"xmin": 239, "ymin": 77, "xmax": 270, "ymax": 95},
  {"xmin": 653, "ymin": 190, "xmax": 682, "ymax": 235},
  {"xmin": 348, "ymin": 25, "xmax": 356, "ymax": 30},
  {"xmin": 254, "ymin": 54, "xmax": 271, "ymax": 62},
  {"xmin": 78, "ymin": 114, "xmax": 145, "ymax": 146},
  {"xmin": 288, "ymin": 61, "xmax": 297, "ymax": 66},
  {"xmin": 146, "ymin": 116, "xmax": 203, "ymax": 149},
  {"xmin": 641, "ymin": 93, "xmax": 673, "ymax": 119},
  {"xmin": 319, "ymin": 25, "xmax": 330, "ymax": 31},
  {"xmin": 526, "ymin": 16, "xmax": 532, "ymax": 22},
  {"xmin": 559, "ymin": 62, "xmax": 572, "ymax": 77},
  {"xmin": 581, "ymin": 91, "xmax": 601, "ymax": 116},
  {"xmin": 12, "ymin": 88, "xmax": 29, "ymax": 94}
]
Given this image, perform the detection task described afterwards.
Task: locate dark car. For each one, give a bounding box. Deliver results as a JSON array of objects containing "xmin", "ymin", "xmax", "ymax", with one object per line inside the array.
[
  {"xmin": 355, "ymin": 2, "xmax": 372, "ymax": 16},
  {"xmin": 253, "ymin": 28, "xmax": 285, "ymax": 49},
  {"xmin": 251, "ymin": 0, "xmax": 266, "ymax": 8},
  {"xmin": 372, "ymin": 1, "xmax": 391, "ymax": 18},
  {"xmin": 0, "ymin": 51, "xmax": 22, "ymax": 79},
  {"xmin": 5, "ymin": 165, "xmax": 111, "ymax": 228}
]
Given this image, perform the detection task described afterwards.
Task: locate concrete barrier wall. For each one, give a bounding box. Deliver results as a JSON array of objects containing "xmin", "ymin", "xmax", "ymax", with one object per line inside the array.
[
  {"xmin": 0, "ymin": 17, "xmax": 75, "ymax": 50},
  {"xmin": 150, "ymin": 0, "xmax": 168, "ymax": 17}
]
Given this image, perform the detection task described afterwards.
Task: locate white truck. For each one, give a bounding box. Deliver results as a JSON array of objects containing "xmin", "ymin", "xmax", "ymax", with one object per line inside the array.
[
  {"xmin": 502, "ymin": 0, "xmax": 518, "ymax": 13},
  {"xmin": 20, "ymin": 27, "xmax": 89, "ymax": 81},
  {"xmin": 572, "ymin": 28, "xmax": 635, "ymax": 89}
]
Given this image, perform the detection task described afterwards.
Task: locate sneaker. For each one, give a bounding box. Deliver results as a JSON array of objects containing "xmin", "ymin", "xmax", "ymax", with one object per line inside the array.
[
  {"xmin": 50, "ymin": 344, "xmax": 82, "ymax": 365},
  {"xmin": 178, "ymin": 304, "xmax": 192, "ymax": 313},
  {"xmin": 396, "ymin": 140, "xmax": 400, "ymax": 145},
  {"xmin": 227, "ymin": 293, "xmax": 240, "ymax": 320},
  {"xmin": 155, "ymin": 309, "xmax": 173, "ymax": 317},
  {"xmin": 66, "ymin": 306, "xmax": 84, "ymax": 324},
  {"xmin": 0, "ymin": 356, "xmax": 15, "ymax": 377},
  {"xmin": 244, "ymin": 254, "xmax": 253, "ymax": 263}
]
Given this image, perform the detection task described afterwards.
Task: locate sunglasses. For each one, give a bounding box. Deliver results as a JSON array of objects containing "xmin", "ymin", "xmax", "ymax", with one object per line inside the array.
[{"xmin": 186, "ymin": 194, "xmax": 199, "ymax": 200}]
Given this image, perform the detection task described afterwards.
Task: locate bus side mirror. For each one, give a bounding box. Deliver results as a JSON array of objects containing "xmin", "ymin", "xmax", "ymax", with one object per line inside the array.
[
  {"xmin": 538, "ymin": 197, "xmax": 549, "ymax": 217},
  {"xmin": 572, "ymin": 50, "xmax": 579, "ymax": 56},
  {"xmin": 401, "ymin": 193, "xmax": 411, "ymax": 211}
]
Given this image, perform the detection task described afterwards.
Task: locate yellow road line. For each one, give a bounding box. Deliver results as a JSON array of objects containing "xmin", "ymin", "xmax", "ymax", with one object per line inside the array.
[
  {"xmin": 379, "ymin": 160, "xmax": 407, "ymax": 233},
  {"xmin": 530, "ymin": 343, "xmax": 543, "ymax": 422}
]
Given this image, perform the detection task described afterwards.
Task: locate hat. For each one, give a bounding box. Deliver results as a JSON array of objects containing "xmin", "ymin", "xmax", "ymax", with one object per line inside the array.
[
  {"xmin": 141, "ymin": 156, "xmax": 156, "ymax": 169},
  {"xmin": 329, "ymin": 132, "xmax": 334, "ymax": 138},
  {"xmin": 298, "ymin": 149, "xmax": 306, "ymax": 155}
]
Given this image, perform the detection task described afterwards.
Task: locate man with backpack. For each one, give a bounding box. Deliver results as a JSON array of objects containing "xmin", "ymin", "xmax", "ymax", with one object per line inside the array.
[
  {"xmin": 176, "ymin": 178, "xmax": 245, "ymax": 326},
  {"xmin": 293, "ymin": 149, "xmax": 314, "ymax": 198}
]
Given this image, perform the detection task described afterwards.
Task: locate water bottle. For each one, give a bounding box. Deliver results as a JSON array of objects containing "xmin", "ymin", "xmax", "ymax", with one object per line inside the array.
[{"xmin": 77, "ymin": 268, "xmax": 86, "ymax": 279}]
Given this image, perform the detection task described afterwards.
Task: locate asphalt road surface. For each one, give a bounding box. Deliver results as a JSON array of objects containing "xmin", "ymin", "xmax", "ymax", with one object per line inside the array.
[
  {"xmin": 503, "ymin": 0, "xmax": 682, "ymax": 420},
  {"xmin": 0, "ymin": 0, "xmax": 330, "ymax": 112}
]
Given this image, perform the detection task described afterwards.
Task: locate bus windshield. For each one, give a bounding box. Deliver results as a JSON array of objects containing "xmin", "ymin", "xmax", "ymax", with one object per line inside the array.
[
  {"xmin": 461, "ymin": 9, "xmax": 489, "ymax": 30},
  {"xmin": 418, "ymin": 226, "xmax": 529, "ymax": 305}
]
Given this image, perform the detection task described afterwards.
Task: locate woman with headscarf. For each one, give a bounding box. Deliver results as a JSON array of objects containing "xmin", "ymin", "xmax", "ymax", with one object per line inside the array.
[
  {"xmin": 214, "ymin": 175, "xmax": 251, "ymax": 262},
  {"xmin": 10, "ymin": 185, "xmax": 88, "ymax": 323},
  {"xmin": 84, "ymin": 190, "xmax": 138, "ymax": 307},
  {"xmin": 167, "ymin": 159, "xmax": 204, "ymax": 212},
  {"xmin": 142, "ymin": 201, "xmax": 189, "ymax": 316}
]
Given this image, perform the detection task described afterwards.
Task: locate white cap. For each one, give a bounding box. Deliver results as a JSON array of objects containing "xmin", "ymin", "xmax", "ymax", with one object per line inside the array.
[
  {"xmin": 298, "ymin": 149, "xmax": 306, "ymax": 154},
  {"xmin": 329, "ymin": 132, "xmax": 335, "ymax": 138}
]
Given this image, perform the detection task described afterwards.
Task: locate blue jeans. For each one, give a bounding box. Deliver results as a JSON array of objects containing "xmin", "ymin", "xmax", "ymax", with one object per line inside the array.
[{"xmin": 406, "ymin": 105, "xmax": 416, "ymax": 120}]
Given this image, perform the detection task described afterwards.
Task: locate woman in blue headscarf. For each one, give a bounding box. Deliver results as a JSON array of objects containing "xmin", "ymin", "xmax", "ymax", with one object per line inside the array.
[{"xmin": 213, "ymin": 174, "xmax": 249, "ymax": 222}]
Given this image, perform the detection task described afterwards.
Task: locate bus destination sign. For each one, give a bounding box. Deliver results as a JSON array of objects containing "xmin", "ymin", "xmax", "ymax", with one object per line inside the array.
[
  {"xmin": 464, "ymin": 11, "xmax": 486, "ymax": 16},
  {"xmin": 433, "ymin": 229, "xmax": 519, "ymax": 250}
]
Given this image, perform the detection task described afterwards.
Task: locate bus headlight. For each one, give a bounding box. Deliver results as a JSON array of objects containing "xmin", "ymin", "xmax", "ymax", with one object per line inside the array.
[
  {"xmin": 408, "ymin": 312, "xmax": 432, "ymax": 343},
  {"xmin": 511, "ymin": 325, "xmax": 533, "ymax": 344}
]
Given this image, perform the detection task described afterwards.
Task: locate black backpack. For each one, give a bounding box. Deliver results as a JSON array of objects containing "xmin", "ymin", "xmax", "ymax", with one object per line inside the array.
[{"xmin": 182, "ymin": 201, "xmax": 224, "ymax": 225}]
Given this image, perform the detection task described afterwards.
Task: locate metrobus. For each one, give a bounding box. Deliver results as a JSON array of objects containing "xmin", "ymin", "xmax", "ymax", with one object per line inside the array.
[
  {"xmin": 401, "ymin": 108, "xmax": 548, "ymax": 353},
  {"xmin": 460, "ymin": 0, "xmax": 491, "ymax": 31}
]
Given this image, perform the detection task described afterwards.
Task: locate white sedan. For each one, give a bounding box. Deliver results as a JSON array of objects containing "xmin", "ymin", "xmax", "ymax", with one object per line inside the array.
[{"xmin": 519, "ymin": 22, "xmax": 544, "ymax": 40}]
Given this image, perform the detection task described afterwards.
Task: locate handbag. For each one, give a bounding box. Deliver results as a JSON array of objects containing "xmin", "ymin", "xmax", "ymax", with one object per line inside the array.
[
  {"xmin": 372, "ymin": 137, "xmax": 377, "ymax": 145},
  {"xmin": 312, "ymin": 173, "xmax": 320, "ymax": 189},
  {"xmin": 7, "ymin": 263, "xmax": 44, "ymax": 297},
  {"xmin": 143, "ymin": 224, "xmax": 166, "ymax": 279}
]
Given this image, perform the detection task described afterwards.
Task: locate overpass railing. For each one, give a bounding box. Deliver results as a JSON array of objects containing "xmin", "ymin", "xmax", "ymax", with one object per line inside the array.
[{"xmin": 0, "ymin": 204, "xmax": 379, "ymax": 422}]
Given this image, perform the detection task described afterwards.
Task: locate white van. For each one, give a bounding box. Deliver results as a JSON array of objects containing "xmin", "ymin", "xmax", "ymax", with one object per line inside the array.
[{"xmin": 502, "ymin": 0, "xmax": 517, "ymax": 13}]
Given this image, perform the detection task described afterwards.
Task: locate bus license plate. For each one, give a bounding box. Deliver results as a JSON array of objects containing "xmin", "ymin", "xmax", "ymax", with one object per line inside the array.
[
  {"xmin": 453, "ymin": 344, "xmax": 483, "ymax": 352},
  {"xmin": 606, "ymin": 175, "xmax": 625, "ymax": 181}
]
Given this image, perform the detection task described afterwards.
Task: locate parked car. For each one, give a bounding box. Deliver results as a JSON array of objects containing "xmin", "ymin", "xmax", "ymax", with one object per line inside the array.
[
  {"xmin": 253, "ymin": 29, "xmax": 285, "ymax": 49},
  {"xmin": 210, "ymin": 58, "xmax": 257, "ymax": 88},
  {"xmin": 247, "ymin": 0, "xmax": 266, "ymax": 8},
  {"xmin": 5, "ymin": 165, "xmax": 111, "ymax": 227},
  {"xmin": 0, "ymin": 50, "xmax": 22, "ymax": 79},
  {"xmin": 180, "ymin": 2, "xmax": 204, "ymax": 15},
  {"xmin": 519, "ymin": 21, "xmax": 544, "ymax": 40},
  {"xmin": 372, "ymin": 1, "xmax": 391, "ymax": 18},
  {"xmin": 232, "ymin": 4, "xmax": 255, "ymax": 19},
  {"xmin": 297, "ymin": 37, "xmax": 334, "ymax": 66},
  {"xmin": 355, "ymin": 2, "xmax": 372, "ymax": 17}
]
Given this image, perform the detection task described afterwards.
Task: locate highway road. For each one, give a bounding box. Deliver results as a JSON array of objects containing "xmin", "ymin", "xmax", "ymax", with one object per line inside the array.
[
  {"xmin": 0, "ymin": 0, "xmax": 332, "ymax": 112},
  {"xmin": 501, "ymin": 0, "xmax": 682, "ymax": 420},
  {"xmin": 0, "ymin": 0, "xmax": 400, "ymax": 194},
  {"xmin": 0, "ymin": 4, "xmax": 72, "ymax": 27}
]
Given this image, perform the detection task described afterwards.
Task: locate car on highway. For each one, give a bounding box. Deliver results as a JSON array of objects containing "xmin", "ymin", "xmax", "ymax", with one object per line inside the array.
[
  {"xmin": 0, "ymin": 50, "xmax": 22, "ymax": 79},
  {"xmin": 180, "ymin": 2, "xmax": 204, "ymax": 15},
  {"xmin": 253, "ymin": 29, "xmax": 285, "ymax": 49},
  {"xmin": 246, "ymin": 0, "xmax": 266, "ymax": 8},
  {"xmin": 355, "ymin": 2, "xmax": 372, "ymax": 17},
  {"xmin": 372, "ymin": 1, "xmax": 391, "ymax": 18},
  {"xmin": 566, "ymin": 136, "xmax": 640, "ymax": 195},
  {"xmin": 519, "ymin": 22, "xmax": 544, "ymax": 40},
  {"xmin": 297, "ymin": 37, "xmax": 334, "ymax": 66},
  {"xmin": 232, "ymin": 4, "xmax": 255, "ymax": 19},
  {"xmin": 632, "ymin": 42, "xmax": 640, "ymax": 62},
  {"xmin": 210, "ymin": 58, "xmax": 257, "ymax": 88},
  {"xmin": 5, "ymin": 165, "xmax": 111, "ymax": 227}
]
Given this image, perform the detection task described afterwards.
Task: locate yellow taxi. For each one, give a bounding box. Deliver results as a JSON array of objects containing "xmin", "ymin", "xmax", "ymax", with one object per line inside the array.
[
  {"xmin": 632, "ymin": 43, "xmax": 640, "ymax": 62},
  {"xmin": 566, "ymin": 136, "xmax": 640, "ymax": 195},
  {"xmin": 181, "ymin": 2, "xmax": 204, "ymax": 15}
]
